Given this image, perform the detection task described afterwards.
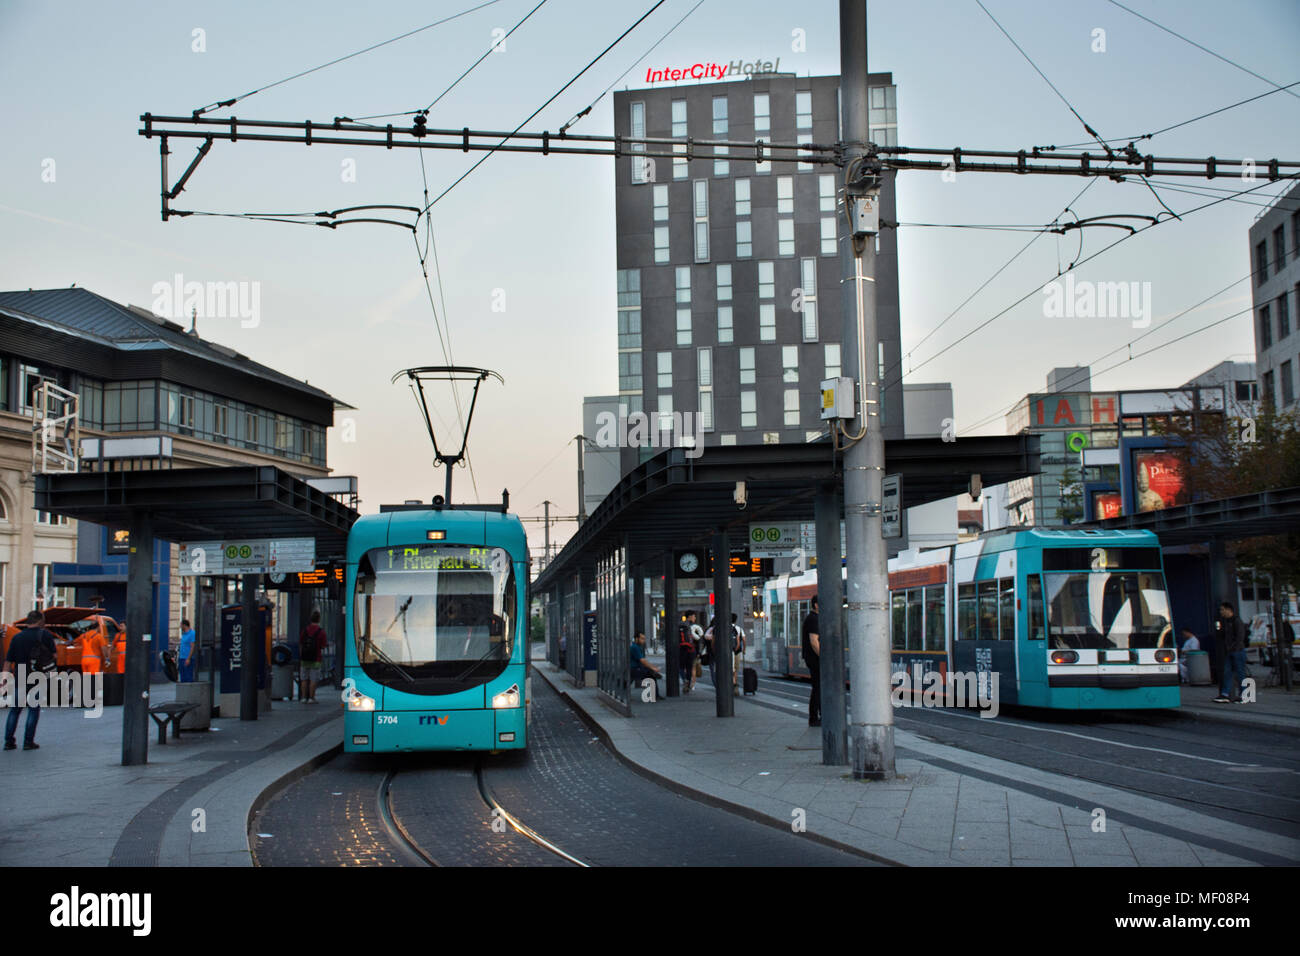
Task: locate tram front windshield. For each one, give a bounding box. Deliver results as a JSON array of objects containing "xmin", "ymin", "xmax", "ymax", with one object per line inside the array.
[
  {"xmin": 1044, "ymin": 571, "xmax": 1171, "ymax": 650},
  {"xmin": 354, "ymin": 545, "xmax": 515, "ymax": 679}
]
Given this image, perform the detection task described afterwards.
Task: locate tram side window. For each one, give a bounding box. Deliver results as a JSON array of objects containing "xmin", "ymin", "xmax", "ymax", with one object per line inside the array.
[
  {"xmin": 1027, "ymin": 575, "xmax": 1046, "ymax": 640},
  {"xmin": 977, "ymin": 580, "xmax": 998, "ymax": 641},
  {"xmin": 998, "ymin": 577, "xmax": 1015, "ymax": 640},
  {"xmin": 924, "ymin": 585, "xmax": 945, "ymax": 651},
  {"xmin": 906, "ymin": 588, "xmax": 923, "ymax": 651},
  {"xmin": 891, "ymin": 592, "xmax": 906, "ymax": 649},
  {"xmin": 957, "ymin": 583, "xmax": 977, "ymax": 640}
]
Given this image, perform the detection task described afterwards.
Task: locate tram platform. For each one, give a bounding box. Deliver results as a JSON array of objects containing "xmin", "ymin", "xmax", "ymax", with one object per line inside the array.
[
  {"xmin": 531, "ymin": 653, "xmax": 1300, "ymax": 867},
  {"xmin": 0, "ymin": 682, "xmax": 340, "ymax": 866}
]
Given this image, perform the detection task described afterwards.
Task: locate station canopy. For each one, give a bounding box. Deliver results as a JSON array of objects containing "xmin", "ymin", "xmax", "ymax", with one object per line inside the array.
[{"xmin": 534, "ymin": 435, "xmax": 1039, "ymax": 592}]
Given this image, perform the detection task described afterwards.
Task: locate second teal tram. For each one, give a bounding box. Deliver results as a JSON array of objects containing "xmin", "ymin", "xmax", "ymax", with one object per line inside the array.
[
  {"xmin": 765, "ymin": 528, "xmax": 1180, "ymax": 710},
  {"xmin": 343, "ymin": 504, "xmax": 530, "ymax": 752}
]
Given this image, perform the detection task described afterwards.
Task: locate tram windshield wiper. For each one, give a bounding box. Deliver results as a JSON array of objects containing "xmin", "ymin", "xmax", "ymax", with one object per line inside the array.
[
  {"xmin": 362, "ymin": 637, "xmax": 415, "ymax": 683},
  {"xmin": 453, "ymin": 642, "xmax": 505, "ymax": 682}
]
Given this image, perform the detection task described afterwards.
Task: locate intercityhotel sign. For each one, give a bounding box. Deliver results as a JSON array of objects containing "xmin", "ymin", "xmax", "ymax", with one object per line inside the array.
[{"xmin": 645, "ymin": 58, "xmax": 783, "ymax": 84}]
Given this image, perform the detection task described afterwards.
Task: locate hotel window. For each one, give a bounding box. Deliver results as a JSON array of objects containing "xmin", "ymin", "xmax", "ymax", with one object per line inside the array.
[
  {"xmin": 658, "ymin": 351, "xmax": 673, "ymax": 389},
  {"xmin": 796, "ymin": 91, "xmax": 812, "ymax": 130},
  {"xmin": 797, "ymin": 134, "xmax": 813, "ymax": 171},
  {"xmin": 818, "ymin": 174, "xmax": 835, "ymax": 212},
  {"xmin": 758, "ymin": 261, "xmax": 775, "ymax": 300},
  {"xmin": 677, "ymin": 308, "xmax": 692, "ymax": 346},
  {"xmin": 631, "ymin": 101, "xmax": 648, "ymax": 183},
  {"xmin": 753, "ymin": 93, "xmax": 770, "ymax": 133},
  {"xmin": 617, "ymin": 269, "xmax": 641, "ymax": 349},
  {"xmin": 717, "ymin": 306, "xmax": 733, "ymax": 344},
  {"xmin": 735, "ymin": 179, "xmax": 751, "ymax": 217},
  {"xmin": 1256, "ymin": 240, "xmax": 1268, "ymax": 283},
  {"xmin": 763, "ymin": 432, "xmax": 780, "ymax": 444},
  {"xmin": 736, "ymin": 221, "xmax": 752, "ymax": 258},
  {"xmin": 653, "ymin": 184, "xmax": 668, "ymax": 221},
  {"xmin": 1279, "ymin": 293, "xmax": 1291, "ymax": 340},
  {"xmin": 618, "ymin": 352, "xmax": 642, "ymax": 391},
  {"xmin": 824, "ymin": 343, "xmax": 841, "ymax": 379},
  {"xmin": 782, "ymin": 346, "xmax": 799, "ymax": 384},
  {"xmin": 1260, "ymin": 305, "xmax": 1272, "ymax": 349},
  {"xmin": 655, "ymin": 225, "xmax": 669, "ymax": 263},
  {"xmin": 777, "ymin": 176, "xmax": 794, "ymax": 214},
  {"xmin": 673, "ymin": 144, "xmax": 687, "ymax": 180},
  {"xmin": 784, "ymin": 389, "xmax": 800, "ymax": 427},
  {"xmin": 821, "ymin": 217, "xmax": 836, "ymax": 256},
  {"xmin": 778, "ymin": 219, "xmax": 795, "ymax": 256},
  {"xmin": 720, "ymin": 433, "xmax": 737, "ymax": 446},
  {"xmin": 671, "ymin": 99, "xmax": 687, "ymax": 136},
  {"xmin": 741, "ymin": 391, "xmax": 757, "ymax": 428},
  {"xmin": 658, "ymin": 393, "xmax": 674, "ymax": 433},
  {"xmin": 1263, "ymin": 370, "xmax": 1276, "ymax": 406},
  {"xmin": 755, "ymin": 153, "xmax": 770, "ymax": 176},
  {"xmin": 676, "ymin": 266, "xmax": 691, "ymax": 304},
  {"xmin": 739, "ymin": 347, "xmax": 756, "ymax": 385},
  {"xmin": 760, "ymin": 304, "xmax": 776, "ymax": 341},
  {"xmin": 694, "ymin": 180, "xmax": 709, "ymax": 262},
  {"xmin": 698, "ymin": 349, "xmax": 714, "ymax": 431},
  {"xmin": 799, "ymin": 258, "xmax": 818, "ymax": 340},
  {"xmin": 714, "ymin": 147, "xmax": 728, "ymax": 178},
  {"xmin": 868, "ymin": 85, "xmax": 898, "ymax": 147},
  {"xmin": 717, "ymin": 264, "xmax": 732, "ymax": 302},
  {"xmin": 712, "ymin": 96, "xmax": 728, "ymax": 176},
  {"xmin": 1283, "ymin": 361, "xmax": 1296, "ymax": 406}
]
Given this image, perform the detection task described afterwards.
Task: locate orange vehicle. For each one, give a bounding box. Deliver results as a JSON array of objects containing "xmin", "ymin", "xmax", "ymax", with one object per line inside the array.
[{"xmin": 1, "ymin": 608, "xmax": 124, "ymax": 673}]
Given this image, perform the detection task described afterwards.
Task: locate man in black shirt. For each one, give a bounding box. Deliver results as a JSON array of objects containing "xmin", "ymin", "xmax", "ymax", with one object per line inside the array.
[
  {"xmin": 801, "ymin": 597, "xmax": 821, "ymax": 727},
  {"xmin": 5, "ymin": 610, "xmax": 58, "ymax": 750}
]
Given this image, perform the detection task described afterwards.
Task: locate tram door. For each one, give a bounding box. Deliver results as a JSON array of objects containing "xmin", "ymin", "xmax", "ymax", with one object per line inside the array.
[{"xmin": 952, "ymin": 578, "xmax": 1019, "ymax": 706}]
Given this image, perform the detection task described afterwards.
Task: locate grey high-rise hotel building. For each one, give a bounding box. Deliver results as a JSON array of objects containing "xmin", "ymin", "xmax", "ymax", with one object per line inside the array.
[{"xmin": 611, "ymin": 70, "xmax": 902, "ymax": 473}]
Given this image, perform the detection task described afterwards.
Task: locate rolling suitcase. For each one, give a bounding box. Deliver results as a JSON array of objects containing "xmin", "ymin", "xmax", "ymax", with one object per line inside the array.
[{"xmin": 743, "ymin": 666, "xmax": 758, "ymax": 696}]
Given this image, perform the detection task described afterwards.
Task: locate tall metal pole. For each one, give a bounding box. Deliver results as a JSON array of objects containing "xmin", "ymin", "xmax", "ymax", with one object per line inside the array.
[
  {"xmin": 839, "ymin": 0, "xmax": 894, "ymax": 779},
  {"xmin": 576, "ymin": 435, "xmax": 587, "ymax": 525},
  {"xmin": 542, "ymin": 500, "xmax": 552, "ymax": 568}
]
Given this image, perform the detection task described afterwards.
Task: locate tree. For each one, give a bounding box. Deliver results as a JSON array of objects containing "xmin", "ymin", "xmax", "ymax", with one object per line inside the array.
[{"xmin": 1056, "ymin": 463, "xmax": 1083, "ymax": 524}]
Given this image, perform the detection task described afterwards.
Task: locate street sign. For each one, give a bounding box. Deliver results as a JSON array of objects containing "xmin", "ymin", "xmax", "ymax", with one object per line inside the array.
[
  {"xmin": 882, "ymin": 475, "xmax": 902, "ymax": 539},
  {"xmin": 747, "ymin": 521, "xmax": 799, "ymax": 558},
  {"xmin": 178, "ymin": 537, "xmax": 317, "ymax": 575}
]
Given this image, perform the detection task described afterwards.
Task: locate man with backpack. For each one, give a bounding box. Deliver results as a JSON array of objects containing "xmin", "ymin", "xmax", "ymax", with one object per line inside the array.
[
  {"xmin": 299, "ymin": 609, "xmax": 327, "ymax": 703},
  {"xmin": 678, "ymin": 610, "xmax": 698, "ymax": 693},
  {"xmin": 4, "ymin": 610, "xmax": 58, "ymax": 750}
]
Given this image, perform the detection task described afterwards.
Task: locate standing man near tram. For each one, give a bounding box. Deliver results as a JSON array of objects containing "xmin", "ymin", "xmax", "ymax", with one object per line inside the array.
[{"xmin": 801, "ymin": 596, "xmax": 821, "ymax": 727}]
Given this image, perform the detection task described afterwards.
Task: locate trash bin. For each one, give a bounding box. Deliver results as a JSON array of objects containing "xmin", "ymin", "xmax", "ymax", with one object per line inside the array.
[
  {"xmin": 271, "ymin": 643, "xmax": 295, "ymax": 700},
  {"xmin": 176, "ymin": 679, "xmax": 211, "ymax": 730},
  {"xmin": 1185, "ymin": 650, "xmax": 1211, "ymax": 685}
]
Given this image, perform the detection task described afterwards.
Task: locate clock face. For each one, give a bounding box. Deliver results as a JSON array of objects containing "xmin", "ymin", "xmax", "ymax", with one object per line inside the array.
[
  {"xmin": 268, "ymin": 571, "xmax": 286, "ymax": 584},
  {"xmin": 679, "ymin": 552, "xmax": 700, "ymax": 574}
]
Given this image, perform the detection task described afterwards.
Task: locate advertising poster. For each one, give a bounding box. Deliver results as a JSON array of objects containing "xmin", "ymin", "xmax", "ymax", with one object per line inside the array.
[
  {"xmin": 1093, "ymin": 491, "xmax": 1122, "ymax": 520},
  {"xmin": 1133, "ymin": 450, "xmax": 1187, "ymax": 512}
]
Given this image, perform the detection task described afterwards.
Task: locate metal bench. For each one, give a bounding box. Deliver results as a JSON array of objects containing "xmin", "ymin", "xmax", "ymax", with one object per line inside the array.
[{"xmin": 148, "ymin": 701, "xmax": 199, "ymax": 744}]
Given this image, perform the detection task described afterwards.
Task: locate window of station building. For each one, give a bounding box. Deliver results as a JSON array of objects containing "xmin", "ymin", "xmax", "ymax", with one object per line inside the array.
[
  {"xmin": 1256, "ymin": 240, "xmax": 1268, "ymax": 284},
  {"xmin": 1283, "ymin": 360, "xmax": 1295, "ymax": 407},
  {"xmin": 739, "ymin": 347, "xmax": 755, "ymax": 385},
  {"xmin": 105, "ymin": 381, "xmax": 158, "ymax": 430},
  {"xmin": 760, "ymin": 303, "xmax": 776, "ymax": 341},
  {"xmin": 821, "ymin": 217, "xmax": 836, "ymax": 256},
  {"xmin": 0, "ymin": 358, "xmax": 8, "ymax": 411},
  {"xmin": 716, "ymin": 264, "xmax": 732, "ymax": 302},
  {"xmin": 0, "ymin": 563, "xmax": 6, "ymax": 626},
  {"xmin": 758, "ymin": 261, "xmax": 775, "ymax": 299},
  {"xmin": 783, "ymin": 388, "xmax": 799, "ymax": 427},
  {"xmin": 657, "ymin": 351, "xmax": 673, "ymax": 389},
  {"xmin": 717, "ymin": 306, "xmax": 733, "ymax": 344},
  {"xmin": 654, "ymin": 225, "xmax": 669, "ymax": 264},
  {"xmin": 777, "ymin": 176, "xmax": 794, "ymax": 215},
  {"xmin": 778, "ymin": 219, "xmax": 795, "ymax": 257},
  {"xmin": 1259, "ymin": 304, "xmax": 1272, "ymax": 349},
  {"xmin": 618, "ymin": 352, "xmax": 642, "ymax": 392},
  {"xmin": 694, "ymin": 180, "xmax": 710, "ymax": 262},
  {"xmin": 78, "ymin": 379, "xmax": 103, "ymax": 429},
  {"xmin": 735, "ymin": 178, "xmax": 751, "ymax": 217},
  {"xmin": 753, "ymin": 92, "xmax": 770, "ymax": 133},
  {"xmin": 275, "ymin": 413, "xmax": 293, "ymax": 452},
  {"xmin": 676, "ymin": 266, "xmax": 691, "ymax": 304},
  {"xmin": 818, "ymin": 174, "xmax": 835, "ymax": 212},
  {"xmin": 630, "ymin": 101, "xmax": 648, "ymax": 184},
  {"xmin": 244, "ymin": 409, "xmax": 260, "ymax": 449},
  {"xmin": 796, "ymin": 91, "xmax": 812, "ymax": 130},
  {"xmin": 33, "ymin": 563, "xmax": 70, "ymax": 610},
  {"xmin": 824, "ymin": 343, "xmax": 841, "ymax": 379},
  {"xmin": 1279, "ymin": 293, "xmax": 1291, "ymax": 340},
  {"xmin": 676, "ymin": 308, "xmax": 692, "ymax": 346},
  {"xmin": 698, "ymin": 349, "xmax": 713, "ymax": 431},
  {"xmin": 799, "ymin": 258, "xmax": 818, "ymax": 340},
  {"xmin": 741, "ymin": 391, "xmax": 757, "ymax": 428},
  {"xmin": 653, "ymin": 184, "xmax": 668, "ymax": 221},
  {"xmin": 298, "ymin": 423, "xmax": 316, "ymax": 464},
  {"xmin": 736, "ymin": 221, "xmax": 752, "ymax": 258},
  {"xmin": 671, "ymin": 99, "xmax": 687, "ymax": 137},
  {"xmin": 35, "ymin": 510, "xmax": 69, "ymax": 526},
  {"xmin": 782, "ymin": 345, "xmax": 799, "ymax": 384}
]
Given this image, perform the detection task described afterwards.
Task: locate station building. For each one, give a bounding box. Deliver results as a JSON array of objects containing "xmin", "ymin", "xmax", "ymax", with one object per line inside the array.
[{"xmin": 0, "ymin": 287, "xmax": 349, "ymax": 667}]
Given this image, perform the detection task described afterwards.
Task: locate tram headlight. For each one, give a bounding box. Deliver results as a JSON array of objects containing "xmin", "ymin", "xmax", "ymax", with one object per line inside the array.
[
  {"xmin": 492, "ymin": 684, "xmax": 521, "ymax": 709},
  {"xmin": 347, "ymin": 691, "xmax": 376, "ymax": 711},
  {"xmin": 1050, "ymin": 650, "xmax": 1079, "ymax": 664},
  {"xmin": 1154, "ymin": 649, "xmax": 1176, "ymax": 663}
]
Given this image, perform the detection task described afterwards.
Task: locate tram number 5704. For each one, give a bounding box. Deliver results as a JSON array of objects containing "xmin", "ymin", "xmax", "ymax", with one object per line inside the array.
[{"xmin": 377, "ymin": 715, "xmax": 398, "ymax": 725}]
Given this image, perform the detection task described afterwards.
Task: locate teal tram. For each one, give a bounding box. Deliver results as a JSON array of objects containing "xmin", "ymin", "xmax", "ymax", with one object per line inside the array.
[
  {"xmin": 764, "ymin": 528, "xmax": 1180, "ymax": 710},
  {"xmin": 343, "ymin": 502, "xmax": 529, "ymax": 752}
]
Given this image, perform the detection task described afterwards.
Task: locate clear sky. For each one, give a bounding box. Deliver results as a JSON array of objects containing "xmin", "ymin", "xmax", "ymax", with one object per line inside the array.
[{"xmin": 2, "ymin": 0, "xmax": 1297, "ymax": 557}]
